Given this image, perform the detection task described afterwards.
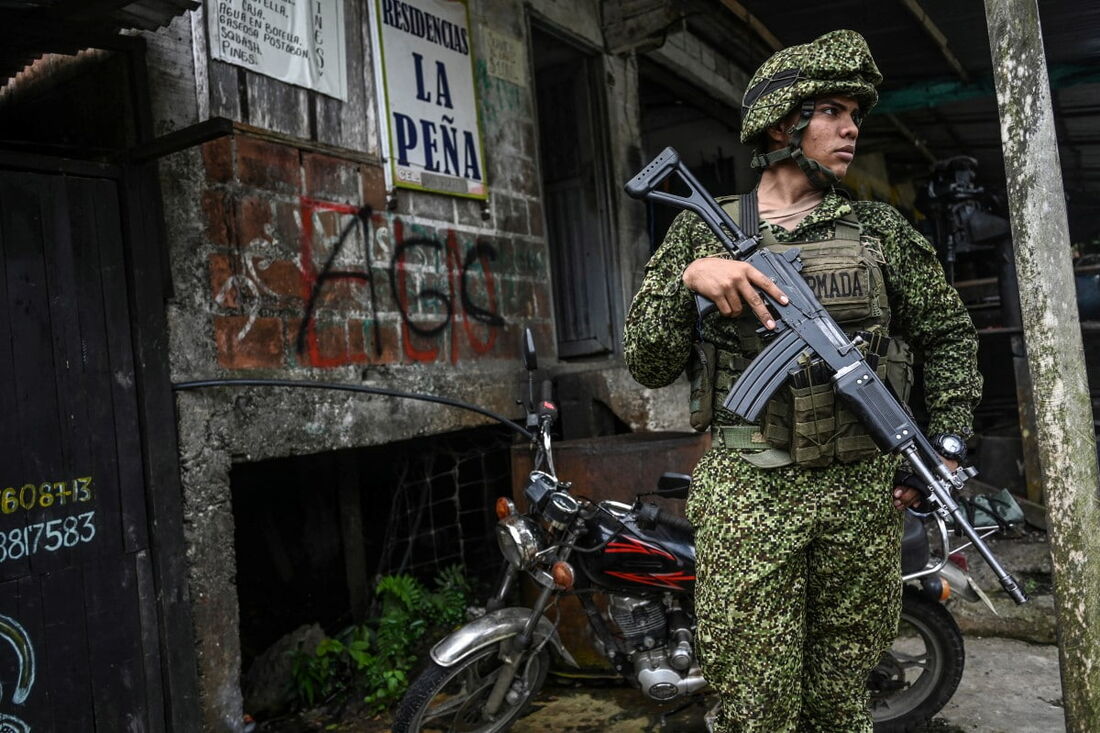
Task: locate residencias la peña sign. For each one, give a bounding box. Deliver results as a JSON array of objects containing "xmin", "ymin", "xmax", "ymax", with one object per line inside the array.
[{"xmin": 373, "ymin": 0, "xmax": 487, "ymax": 198}]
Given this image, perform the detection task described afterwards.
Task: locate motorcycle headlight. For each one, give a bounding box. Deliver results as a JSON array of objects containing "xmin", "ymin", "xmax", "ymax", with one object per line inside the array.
[{"xmin": 496, "ymin": 515, "xmax": 543, "ymax": 570}]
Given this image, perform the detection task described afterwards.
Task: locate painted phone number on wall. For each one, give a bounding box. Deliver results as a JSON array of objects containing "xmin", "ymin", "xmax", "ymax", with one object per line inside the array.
[
  {"xmin": 0, "ymin": 511, "xmax": 96, "ymax": 563},
  {"xmin": 1, "ymin": 477, "xmax": 93, "ymax": 514}
]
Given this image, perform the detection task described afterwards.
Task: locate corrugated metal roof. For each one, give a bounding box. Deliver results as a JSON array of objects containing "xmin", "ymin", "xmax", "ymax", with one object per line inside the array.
[{"xmin": 0, "ymin": 0, "xmax": 198, "ymax": 82}]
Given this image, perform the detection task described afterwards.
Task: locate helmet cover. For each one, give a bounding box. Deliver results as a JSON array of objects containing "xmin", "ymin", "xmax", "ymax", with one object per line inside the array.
[{"xmin": 740, "ymin": 29, "xmax": 882, "ymax": 145}]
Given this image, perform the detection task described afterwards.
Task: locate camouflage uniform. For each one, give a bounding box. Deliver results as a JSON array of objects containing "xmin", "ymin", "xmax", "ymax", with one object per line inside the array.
[
  {"xmin": 624, "ymin": 30, "xmax": 981, "ymax": 729},
  {"xmin": 625, "ymin": 192, "xmax": 980, "ymax": 731}
]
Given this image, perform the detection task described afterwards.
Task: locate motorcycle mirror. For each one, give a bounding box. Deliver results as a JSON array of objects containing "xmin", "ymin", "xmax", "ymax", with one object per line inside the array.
[
  {"xmin": 655, "ymin": 472, "xmax": 691, "ymax": 499},
  {"xmin": 522, "ymin": 327, "xmax": 538, "ymax": 371}
]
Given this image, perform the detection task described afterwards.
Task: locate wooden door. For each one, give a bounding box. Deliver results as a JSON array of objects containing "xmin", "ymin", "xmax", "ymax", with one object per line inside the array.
[{"xmin": 0, "ymin": 167, "xmax": 172, "ymax": 731}]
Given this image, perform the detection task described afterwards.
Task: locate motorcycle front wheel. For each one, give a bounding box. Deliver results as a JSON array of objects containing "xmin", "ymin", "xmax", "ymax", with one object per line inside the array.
[
  {"xmin": 392, "ymin": 640, "xmax": 550, "ymax": 733},
  {"xmin": 869, "ymin": 585, "xmax": 965, "ymax": 732}
]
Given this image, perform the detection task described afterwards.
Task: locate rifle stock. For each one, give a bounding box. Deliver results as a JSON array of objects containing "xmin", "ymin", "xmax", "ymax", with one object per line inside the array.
[{"xmin": 626, "ymin": 146, "xmax": 1028, "ymax": 605}]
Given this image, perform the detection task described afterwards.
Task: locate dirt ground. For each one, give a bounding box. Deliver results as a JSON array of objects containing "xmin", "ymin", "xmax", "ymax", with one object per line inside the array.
[{"xmin": 258, "ymin": 635, "xmax": 1064, "ymax": 733}]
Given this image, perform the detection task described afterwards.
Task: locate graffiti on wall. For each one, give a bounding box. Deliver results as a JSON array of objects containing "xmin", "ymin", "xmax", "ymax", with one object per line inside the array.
[
  {"xmin": 296, "ymin": 197, "xmax": 506, "ymax": 367},
  {"xmin": 0, "ymin": 613, "xmax": 34, "ymax": 732}
]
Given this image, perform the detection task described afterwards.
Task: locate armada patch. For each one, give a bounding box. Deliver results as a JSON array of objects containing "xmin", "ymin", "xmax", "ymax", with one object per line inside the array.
[{"xmin": 803, "ymin": 270, "xmax": 866, "ymax": 300}]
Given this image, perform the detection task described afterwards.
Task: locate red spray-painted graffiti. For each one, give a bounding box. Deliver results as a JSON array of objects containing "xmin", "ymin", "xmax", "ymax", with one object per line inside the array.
[
  {"xmin": 297, "ymin": 197, "xmax": 505, "ymax": 367},
  {"xmin": 389, "ymin": 218, "xmax": 503, "ymax": 364}
]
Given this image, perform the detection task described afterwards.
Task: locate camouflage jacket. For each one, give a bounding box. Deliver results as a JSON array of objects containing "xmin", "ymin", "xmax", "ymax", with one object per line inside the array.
[{"xmin": 624, "ymin": 190, "xmax": 982, "ymax": 437}]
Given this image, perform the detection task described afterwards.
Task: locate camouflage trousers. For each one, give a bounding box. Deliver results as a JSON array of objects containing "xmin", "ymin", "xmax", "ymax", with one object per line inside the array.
[{"xmin": 686, "ymin": 448, "xmax": 903, "ymax": 733}]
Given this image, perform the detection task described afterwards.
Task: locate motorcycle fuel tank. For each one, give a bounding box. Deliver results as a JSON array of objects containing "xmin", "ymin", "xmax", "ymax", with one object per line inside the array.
[{"xmin": 577, "ymin": 510, "xmax": 696, "ymax": 595}]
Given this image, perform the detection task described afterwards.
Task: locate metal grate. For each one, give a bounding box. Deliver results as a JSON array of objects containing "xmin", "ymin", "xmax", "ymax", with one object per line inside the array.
[{"xmin": 372, "ymin": 426, "xmax": 514, "ymax": 582}]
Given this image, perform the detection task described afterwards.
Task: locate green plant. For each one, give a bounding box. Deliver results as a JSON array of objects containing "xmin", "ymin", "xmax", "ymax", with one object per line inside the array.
[{"xmin": 290, "ymin": 566, "xmax": 471, "ymax": 713}]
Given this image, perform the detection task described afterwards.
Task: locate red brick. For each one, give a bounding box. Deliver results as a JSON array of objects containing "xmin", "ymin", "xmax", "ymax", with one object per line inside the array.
[
  {"xmin": 272, "ymin": 201, "xmax": 302, "ymax": 251},
  {"xmin": 253, "ymin": 259, "xmax": 303, "ymax": 301},
  {"xmin": 237, "ymin": 195, "xmax": 273, "ymax": 246},
  {"xmin": 349, "ymin": 319, "xmax": 399, "ymax": 364},
  {"xmin": 528, "ymin": 200, "xmax": 544, "ymax": 237},
  {"xmin": 315, "ymin": 322, "xmax": 349, "ymax": 363},
  {"xmin": 214, "ymin": 316, "xmax": 284, "ymax": 369},
  {"xmin": 533, "ymin": 281, "xmax": 553, "ymax": 319},
  {"xmin": 317, "ymin": 209, "xmax": 340, "ymax": 239},
  {"xmin": 237, "ymin": 136, "xmax": 300, "ymax": 193},
  {"xmin": 361, "ymin": 164, "xmax": 387, "ymax": 213},
  {"xmin": 209, "ymin": 254, "xmax": 239, "ymax": 309},
  {"xmin": 202, "ymin": 189, "xmax": 234, "ymax": 247},
  {"xmin": 304, "ymin": 152, "xmax": 360, "ymax": 201},
  {"xmin": 202, "ymin": 137, "xmax": 233, "ymax": 183},
  {"xmin": 454, "ymin": 318, "xmax": 503, "ymax": 362},
  {"xmin": 321, "ymin": 276, "xmax": 372, "ymax": 311}
]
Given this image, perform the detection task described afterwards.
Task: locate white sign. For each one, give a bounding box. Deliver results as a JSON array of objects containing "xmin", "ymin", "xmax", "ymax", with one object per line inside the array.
[
  {"xmin": 207, "ymin": 0, "xmax": 348, "ymax": 101},
  {"xmin": 372, "ymin": 0, "xmax": 487, "ymax": 198},
  {"xmin": 485, "ymin": 28, "xmax": 525, "ymax": 88}
]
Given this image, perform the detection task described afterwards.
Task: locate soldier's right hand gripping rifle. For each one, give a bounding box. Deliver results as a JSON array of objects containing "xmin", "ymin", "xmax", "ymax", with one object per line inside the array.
[{"xmin": 626, "ymin": 147, "xmax": 1028, "ymax": 605}]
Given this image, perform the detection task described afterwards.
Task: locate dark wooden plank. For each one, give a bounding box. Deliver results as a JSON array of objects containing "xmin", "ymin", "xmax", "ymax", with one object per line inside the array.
[
  {"xmin": 27, "ymin": 174, "xmax": 96, "ymax": 579},
  {"xmin": 246, "ymin": 69, "xmax": 310, "ymax": 138},
  {"xmin": 134, "ymin": 549, "xmax": 166, "ymax": 733},
  {"xmin": 313, "ymin": 0, "xmax": 370, "ymax": 151},
  {"xmin": 0, "ymin": 173, "xmax": 58, "ymax": 581},
  {"xmin": 85, "ymin": 553, "xmax": 149, "ymax": 732},
  {"xmin": 60, "ymin": 176, "xmax": 125, "ymax": 570},
  {"xmin": 207, "ymin": 59, "xmax": 243, "ymax": 121},
  {"xmin": 86, "ymin": 177, "xmax": 149, "ymax": 554},
  {"xmin": 39, "ymin": 567, "xmax": 95, "ymax": 731},
  {"xmin": 0, "ymin": 176, "xmax": 24, "ymax": 532},
  {"xmin": 120, "ymin": 163, "xmax": 200, "ymax": 731},
  {"xmin": 0, "ymin": 576, "xmax": 53, "ymax": 730}
]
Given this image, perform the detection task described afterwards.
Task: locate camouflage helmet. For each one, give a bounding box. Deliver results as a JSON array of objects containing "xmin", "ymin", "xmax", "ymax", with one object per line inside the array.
[{"xmin": 740, "ymin": 29, "xmax": 882, "ymax": 146}]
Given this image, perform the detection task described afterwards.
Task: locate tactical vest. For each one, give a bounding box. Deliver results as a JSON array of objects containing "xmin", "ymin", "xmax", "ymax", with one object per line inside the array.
[{"xmin": 688, "ymin": 194, "xmax": 914, "ymax": 468}]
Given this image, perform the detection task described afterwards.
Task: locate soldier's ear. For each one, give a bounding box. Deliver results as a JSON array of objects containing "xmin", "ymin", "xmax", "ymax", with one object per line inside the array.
[{"xmin": 766, "ymin": 123, "xmax": 788, "ymax": 147}]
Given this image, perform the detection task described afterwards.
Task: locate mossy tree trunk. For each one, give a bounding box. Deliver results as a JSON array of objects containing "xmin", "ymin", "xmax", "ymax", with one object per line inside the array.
[{"xmin": 984, "ymin": 0, "xmax": 1100, "ymax": 729}]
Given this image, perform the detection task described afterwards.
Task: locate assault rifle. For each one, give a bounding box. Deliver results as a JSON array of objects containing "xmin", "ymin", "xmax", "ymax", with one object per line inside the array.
[{"xmin": 625, "ymin": 147, "xmax": 1028, "ymax": 605}]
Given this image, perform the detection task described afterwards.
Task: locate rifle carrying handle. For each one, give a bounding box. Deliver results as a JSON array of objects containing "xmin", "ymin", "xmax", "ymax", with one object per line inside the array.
[{"xmin": 625, "ymin": 146, "xmax": 681, "ymax": 199}]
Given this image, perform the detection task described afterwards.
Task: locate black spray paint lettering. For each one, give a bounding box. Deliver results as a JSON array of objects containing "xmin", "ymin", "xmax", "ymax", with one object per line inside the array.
[{"xmin": 296, "ymin": 208, "xmax": 504, "ymax": 360}]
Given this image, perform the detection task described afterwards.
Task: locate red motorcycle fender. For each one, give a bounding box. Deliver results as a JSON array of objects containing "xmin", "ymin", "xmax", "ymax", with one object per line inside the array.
[{"xmin": 429, "ymin": 606, "xmax": 579, "ymax": 669}]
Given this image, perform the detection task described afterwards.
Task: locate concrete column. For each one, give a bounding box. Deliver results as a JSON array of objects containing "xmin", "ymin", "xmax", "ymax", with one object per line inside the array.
[{"xmin": 984, "ymin": 0, "xmax": 1100, "ymax": 729}]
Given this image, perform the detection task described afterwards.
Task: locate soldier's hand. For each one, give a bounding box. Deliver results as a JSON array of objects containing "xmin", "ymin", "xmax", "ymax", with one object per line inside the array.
[
  {"xmin": 892, "ymin": 456, "xmax": 958, "ymax": 510},
  {"xmin": 682, "ymin": 257, "xmax": 789, "ymax": 328}
]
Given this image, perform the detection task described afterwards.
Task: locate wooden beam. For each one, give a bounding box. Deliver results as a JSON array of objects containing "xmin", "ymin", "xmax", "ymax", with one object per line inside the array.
[
  {"xmin": 717, "ymin": 0, "xmax": 782, "ymax": 52},
  {"xmin": 898, "ymin": 0, "xmax": 972, "ymax": 83},
  {"xmin": 885, "ymin": 113, "xmax": 937, "ymax": 164}
]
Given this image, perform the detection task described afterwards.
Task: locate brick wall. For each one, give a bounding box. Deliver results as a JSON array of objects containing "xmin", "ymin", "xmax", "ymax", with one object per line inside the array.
[{"xmin": 198, "ymin": 133, "xmax": 554, "ymax": 373}]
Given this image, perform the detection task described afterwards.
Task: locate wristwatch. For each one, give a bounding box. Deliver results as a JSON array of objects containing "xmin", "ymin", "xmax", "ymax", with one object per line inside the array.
[{"xmin": 930, "ymin": 433, "xmax": 967, "ymax": 463}]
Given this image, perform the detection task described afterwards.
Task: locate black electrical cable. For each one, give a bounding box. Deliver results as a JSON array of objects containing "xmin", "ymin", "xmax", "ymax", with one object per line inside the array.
[{"xmin": 172, "ymin": 378, "xmax": 533, "ymax": 439}]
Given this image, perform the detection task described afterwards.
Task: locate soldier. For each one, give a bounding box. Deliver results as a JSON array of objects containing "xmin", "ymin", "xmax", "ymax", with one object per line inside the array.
[{"xmin": 624, "ymin": 29, "xmax": 981, "ymax": 732}]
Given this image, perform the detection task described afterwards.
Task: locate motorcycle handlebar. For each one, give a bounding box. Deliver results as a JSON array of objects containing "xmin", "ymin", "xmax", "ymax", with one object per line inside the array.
[{"xmin": 654, "ymin": 508, "xmax": 694, "ymax": 534}]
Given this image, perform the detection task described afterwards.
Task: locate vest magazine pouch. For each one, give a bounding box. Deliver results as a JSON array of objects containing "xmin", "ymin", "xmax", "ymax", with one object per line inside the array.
[
  {"xmin": 787, "ymin": 377, "xmax": 838, "ymax": 467},
  {"xmin": 687, "ymin": 340, "xmax": 717, "ymax": 432},
  {"xmin": 885, "ymin": 337, "xmax": 915, "ymax": 404}
]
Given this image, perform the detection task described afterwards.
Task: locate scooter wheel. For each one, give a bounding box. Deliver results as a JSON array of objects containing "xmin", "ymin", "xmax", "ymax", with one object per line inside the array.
[
  {"xmin": 870, "ymin": 585, "xmax": 965, "ymax": 732},
  {"xmin": 392, "ymin": 641, "xmax": 549, "ymax": 733}
]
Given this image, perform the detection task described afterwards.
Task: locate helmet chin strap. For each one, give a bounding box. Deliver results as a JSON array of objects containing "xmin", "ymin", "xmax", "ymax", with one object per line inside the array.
[{"xmin": 750, "ymin": 99, "xmax": 840, "ymax": 190}]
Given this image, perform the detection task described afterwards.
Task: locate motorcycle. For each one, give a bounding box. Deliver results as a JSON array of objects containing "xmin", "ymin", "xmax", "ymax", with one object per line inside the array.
[{"xmin": 392, "ymin": 328, "xmax": 1004, "ymax": 733}]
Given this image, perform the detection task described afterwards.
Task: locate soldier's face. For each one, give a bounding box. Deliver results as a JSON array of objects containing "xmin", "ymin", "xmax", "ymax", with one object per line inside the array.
[{"xmin": 800, "ymin": 96, "xmax": 862, "ymax": 178}]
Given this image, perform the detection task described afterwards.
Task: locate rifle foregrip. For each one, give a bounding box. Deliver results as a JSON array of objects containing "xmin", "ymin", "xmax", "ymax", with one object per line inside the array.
[
  {"xmin": 832, "ymin": 367, "xmax": 915, "ymax": 452},
  {"xmin": 625, "ymin": 147, "xmax": 681, "ymax": 199}
]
